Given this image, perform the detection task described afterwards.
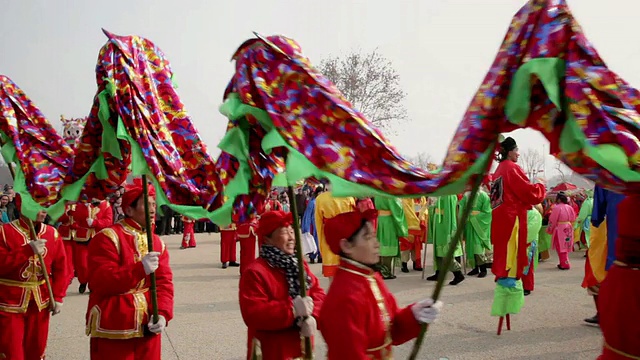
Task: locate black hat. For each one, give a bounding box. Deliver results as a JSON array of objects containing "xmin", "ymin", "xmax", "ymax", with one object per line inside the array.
[{"xmin": 500, "ymin": 137, "xmax": 517, "ymax": 152}]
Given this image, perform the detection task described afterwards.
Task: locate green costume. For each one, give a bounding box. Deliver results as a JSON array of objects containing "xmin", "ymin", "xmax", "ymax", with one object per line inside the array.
[
  {"xmin": 526, "ymin": 208, "xmax": 542, "ymax": 272},
  {"xmin": 459, "ymin": 190, "xmax": 492, "ymax": 268},
  {"xmin": 575, "ymin": 196, "xmax": 593, "ymax": 248},
  {"xmin": 428, "ymin": 195, "xmax": 462, "ymax": 272},
  {"xmin": 374, "ymin": 197, "xmax": 407, "ymax": 277}
]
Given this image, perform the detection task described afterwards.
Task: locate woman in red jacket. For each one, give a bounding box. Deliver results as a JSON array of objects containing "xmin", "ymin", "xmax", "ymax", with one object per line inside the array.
[{"xmin": 319, "ymin": 208, "xmax": 442, "ymax": 359}]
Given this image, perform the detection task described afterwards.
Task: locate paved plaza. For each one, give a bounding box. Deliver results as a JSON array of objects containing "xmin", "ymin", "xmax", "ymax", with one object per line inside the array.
[{"xmin": 48, "ymin": 233, "xmax": 602, "ymax": 360}]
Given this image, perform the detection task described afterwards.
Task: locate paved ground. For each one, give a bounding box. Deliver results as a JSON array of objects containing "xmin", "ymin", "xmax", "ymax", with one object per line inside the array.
[{"xmin": 48, "ymin": 233, "xmax": 602, "ymax": 360}]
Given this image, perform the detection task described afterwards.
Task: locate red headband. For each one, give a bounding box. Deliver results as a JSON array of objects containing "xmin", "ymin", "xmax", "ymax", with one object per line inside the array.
[{"xmin": 121, "ymin": 178, "xmax": 156, "ymax": 210}]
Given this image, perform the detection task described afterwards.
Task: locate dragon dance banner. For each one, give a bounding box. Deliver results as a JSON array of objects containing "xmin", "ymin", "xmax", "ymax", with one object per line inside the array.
[
  {"xmin": 217, "ymin": 0, "xmax": 640, "ymax": 223},
  {"xmin": 0, "ymin": 75, "xmax": 74, "ymax": 220},
  {"xmin": 63, "ymin": 30, "xmax": 225, "ymax": 222}
]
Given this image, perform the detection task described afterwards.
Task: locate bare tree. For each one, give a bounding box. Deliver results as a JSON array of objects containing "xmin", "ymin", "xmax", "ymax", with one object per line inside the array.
[
  {"xmin": 554, "ymin": 159, "xmax": 574, "ymax": 183},
  {"xmin": 519, "ymin": 149, "xmax": 545, "ymax": 181},
  {"xmin": 407, "ymin": 152, "xmax": 434, "ymax": 170},
  {"xmin": 319, "ymin": 49, "xmax": 408, "ymax": 132}
]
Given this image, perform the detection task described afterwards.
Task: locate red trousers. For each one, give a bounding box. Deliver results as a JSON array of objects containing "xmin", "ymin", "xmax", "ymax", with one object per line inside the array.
[
  {"xmin": 181, "ymin": 222, "xmax": 196, "ymax": 248},
  {"xmin": 63, "ymin": 240, "xmax": 75, "ymax": 279},
  {"xmin": 220, "ymin": 231, "xmax": 237, "ymax": 263},
  {"xmin": 239, "ymin": 234, "xmax": 257, "ymax": 275},
  {"xmin": 399, "ymin": 231, "xmax": 423, "ymax": 264},
  {"xmin": 523, "ymin": 265, "xmax": 535, "ymax": 291},
  {"xmin": 90, "ymin": 335, "xmax": 161, "ymax": 360},
  {"xmin": 0, "ymin": 301, "xmax": 51, "ymax": 360},
  {"xmin": 72, "ymin": 241, "xmax": 90, "ymax": 284}
]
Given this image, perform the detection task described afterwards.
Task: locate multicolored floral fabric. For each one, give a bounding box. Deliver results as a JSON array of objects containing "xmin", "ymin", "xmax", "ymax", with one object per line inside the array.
[
  {"xmin": 63, "ymin": 30, "xmax": 224, "ymax": 218},
  {"xmin": 0, "ymin": 75, "xmax": 74, "ymax": 219}
]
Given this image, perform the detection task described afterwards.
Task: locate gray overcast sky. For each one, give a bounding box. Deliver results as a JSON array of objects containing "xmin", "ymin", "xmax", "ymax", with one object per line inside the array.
[{"xmin": 2, "ymin": 0, "xmax": 640, "ymax": 177}]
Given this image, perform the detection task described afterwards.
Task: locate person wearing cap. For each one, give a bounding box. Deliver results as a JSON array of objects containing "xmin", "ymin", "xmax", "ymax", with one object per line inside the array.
[
  {"xmin": 0, "ymin": 193, "xmax": 69, "ymax": 359},
  {"xmin": 546, "ymin": 192, "xmax": 577, "ymax": 270},
  {"xmin": 315, "ymin": 186, "xmax": 356, "ymax": 278},
  {"xmin": 427, "ymin": 194, "xmax": 465, "ymax": 285},
  {"xmin": 239, "ymin": 210, "xmax": 325, "ymax": 360},
  {"xmin": 70, "ymin": 197, "xmax": 113, "ymax": 294},
  {"xmin": 319, "ymin": 208, "xmax": 443, "ymax": 359},
  {"xmin": 85, "ymin": 178, "xmax": 174, "ymax": 360},
  {"xmin": 597, "ymin": 194, "xmax": 640, "ymax": 359},
  {"xmin": 459, "ymin": 181, "xmax": 493, "ymax": 279}
]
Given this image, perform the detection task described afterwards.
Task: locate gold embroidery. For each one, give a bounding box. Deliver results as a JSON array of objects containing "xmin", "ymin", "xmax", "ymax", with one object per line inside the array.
[
  {"xmin": 86, "ymin": 289, "xmax": 149, "ymax": 340},
  {"xmin": 603, "ymin": 340, "xmax": 640, "ymax": 360},
  {"xmin": 99, "ymin": 228, "xmax": 120, "ymax": 255}
]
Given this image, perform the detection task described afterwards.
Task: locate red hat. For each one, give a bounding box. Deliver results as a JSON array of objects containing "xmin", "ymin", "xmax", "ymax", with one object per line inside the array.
[
  {"xmin": 257, "ymin": 211, "xmax": 293, "ymax": 245},
  {"xmin": 121, "ymin": 178, "xmax": 156, "ymax": 210},
  {"xmin": 324, "ymin": 209, "xmax": 377, "ymax": 254}
]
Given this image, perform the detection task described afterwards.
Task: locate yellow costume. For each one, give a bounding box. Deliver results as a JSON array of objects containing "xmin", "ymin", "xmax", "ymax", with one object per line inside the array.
[{"xmin": 315, "ymin": 191, "xmax": 355, "ymax": 277}]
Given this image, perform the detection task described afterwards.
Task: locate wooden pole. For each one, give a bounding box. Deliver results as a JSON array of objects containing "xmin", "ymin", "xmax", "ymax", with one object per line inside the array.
[
  {"xmin": 287, "ymin": 185, "xmax": 312, "ymax": 359},
  {"xmin": 27, "ymin": 219, "xmax": 56, "ymax": 313},
  {"xmin": 141, "ymin": 174, "xmax": 159, "ymax": 324},
  {"xmin": 408, "ymin": 146, "xmax": 495, "ymax": 360}
]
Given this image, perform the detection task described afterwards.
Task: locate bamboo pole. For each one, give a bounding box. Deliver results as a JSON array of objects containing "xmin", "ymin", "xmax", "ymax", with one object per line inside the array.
[
  {"xmin": 287, "ymin": 185, "xmax": 313, "ymax": 359},
  {"xmin": 141, "ymin": 174, "xmax": 159, "ymax": 324}
]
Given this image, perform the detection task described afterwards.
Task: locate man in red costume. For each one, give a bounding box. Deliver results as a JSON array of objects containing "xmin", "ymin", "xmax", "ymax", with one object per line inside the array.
[
  {"xmin": 85, "ymin": 179, "xmax": 174, "ymax": 360},
  {"xmin": 180, "ymin": 215, "xmax": 196, "ymax": 249},
  {"xmin": 239, "ymin": 210, "xmax": 325, "ymax": 360},
  {"xmin": 58, "ymin": 202, "xmax": 77, "ymax": 282},
  {"xmin": 490, "ymin": 137, "xmax": 546, "ymax": 280},
  {"xmin": 72, "ymin": 198, "xmax": 113, "ymax": 294},
  {"xmin": 0, "ymin": 194, "xmax": 69, "ymax": 360},
  {"xmin": 319, "ymin": 208, "xmax": 442, "ymax": 359},
  {"xmin": 598, "ymin": 194, "xmax": 640, "ymax": 359},
  {"xmin": 220, "ymin": 223, "xmax": 239, "ymax": 269},
  {"xmin": 237, "ymin": 219, "xmax": 257, "ymax": 275}
]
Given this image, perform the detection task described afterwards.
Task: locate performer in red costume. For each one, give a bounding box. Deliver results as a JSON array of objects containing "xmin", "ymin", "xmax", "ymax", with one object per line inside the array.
[
  {"xmin": 598, "ymin": 194, "xmax": 640, "ymax": 359},
  {"xmin": 58, "ymin": 202, "xmax": 77, "ymax": 282},
  {"xmin": 490, "ymin": 137, "xmax": 546, "ymax": 280},
  {"xmin": 85, "ymin": 179, "xmax": 174, "ymax": 360},
  {"xmin": 237, "ymin": 219, "xmax": 257, "ymax": 275},
  {"xmin": 72, "ymin": 198, "xmax": 113, "ymax": 294},
  {"xmin": 220, "ymin": 224, "xmax": 239, "ymax": 269},
  {"xmin": 319, "ymin": 208, "xmax": 442, "ymax": 359},
  {"xmin": 239, "ymin": 210, "xmax": 326, "ymax": 360},
  {"xmin": 180, "ymin": 216, "xmax": 196, "ymax": 249},
  {"xmin": 0, "ymin": 194, "xmax": 69, "ymax": 360}
]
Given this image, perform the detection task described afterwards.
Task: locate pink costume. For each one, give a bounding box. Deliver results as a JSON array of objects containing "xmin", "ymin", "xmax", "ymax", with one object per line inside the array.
[{"xmin": 547, "ymin": 203, "xmax": 577, "ymax": 269}]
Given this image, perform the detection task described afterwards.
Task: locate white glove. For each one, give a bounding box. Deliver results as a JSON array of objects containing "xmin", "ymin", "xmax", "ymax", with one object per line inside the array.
[
  {"xmin": 293, "ymin": 296, "xmax": 314, "ymax": 318},
  {"xmin": 298, "ymin": 316, "xmax": 317, "ymax": 337},
  {"xmin": 411, "ymin": 298, "xmax": 443, "ymax": 324},
  {"xmin": 53, "ymin": 301, "xmax": 63, "ymax": 316},
  {"xmin": 148, "ymin": 315, "xmax": 166, "ymax": 334},
  {"xmin": 141, "ymin": 252, "xmax": 160, "ymax": 275},
  {"xmin": 29, "ymin": 240, "xmax": 47, "ymax": 255},
  {"xmin": 86, "ymin": 218, "xmax": 94, "ymax": 227}
]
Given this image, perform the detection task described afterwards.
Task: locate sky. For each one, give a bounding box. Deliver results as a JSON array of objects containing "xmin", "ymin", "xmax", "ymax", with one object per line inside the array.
[{"xmin": 2, "ymin": 0, "xmax": 640, "ymax": 178}]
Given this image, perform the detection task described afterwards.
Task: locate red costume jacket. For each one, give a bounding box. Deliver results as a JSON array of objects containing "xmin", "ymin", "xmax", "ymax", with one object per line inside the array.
[
  {"xmin": 58, "ymin": 203, "xmax": 76, "ymax": 241},
  {"xmin": 237, "ymin": 220, "xmax": 257, "ymax": 239},
  {"xmin": 239, "ymin": 257, "xmax": 325, "ymax": 360},
  {"xmin": 490, "ymin": 160, "xmax": 545, "ymax": 279},
  {"xmin": 85, "ymin": 218, "xmax": 174, "ymax": 339},
  {"xmin": 73, "ymin": 201, "xmax": 113, "ymax": 242},
  {"xmin": 0, "ymin": 220, "xmax": 69, "ymax": 313},
  {"xmin": 319, "ymin": 258, "xmax": 421, "ymax": 359}
]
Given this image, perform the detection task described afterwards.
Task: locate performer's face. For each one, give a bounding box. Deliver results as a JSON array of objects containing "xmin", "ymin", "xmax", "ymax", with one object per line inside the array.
[
  {"xmin": 340, "ymin": 222, "xmax": 379, "ymax": 265},
  {"xmin": 126, "ymin": 196, "xmax": 157, "ymax": 227},
  {"xmin": 508, "ymin": 147, "xmax": 519, "ymax": 162},
  {"xmin": 266, "ymin": 225, "xmax": 295, "ymax": 255},
  {"xmin": 35, "ymin": 210, "xmax": 47, "ymax": 223}
]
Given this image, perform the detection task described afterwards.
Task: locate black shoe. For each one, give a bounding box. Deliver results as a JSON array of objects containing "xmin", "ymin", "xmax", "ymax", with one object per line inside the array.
[
  {"xmin": 401, "ymin": 262, "xmax": 410, "ymax": 273},
  {"xmin": 524, "ymin": 290, "xmax": 531, "ymax": 296},
  {"xmin": 180, "ymin": 245, "xmax": 187, "ymax": 250},
  {"xmin": 222, "ymin": 262, "xmax": 228, "ymax": 269},
  {"xmin": 557, "ymin": 264, "xmax": 569, "ymax": 270},
  {"xmin": 467, "ymin": 267, "xmax": 480, "ymax": 276},
  {"xmin": 413, "ymin": 263, "xmax": 423, "ymax": 271},
  {"xmin": 449, "ymin": 271, "xmax": 465, "ymax": 286},
  {"xmin": 189, "ymin": 245, "xmax": 196, "ymax": 248},
  {"xmin": 426, "ymin": 271, "xmax": 439, "ymax": 281},
  {"xmin": 383, "ymin": 274, "xmax": 397, "ymax": 280},
  {"xmin": 318, "ymin": 257, "xmax": 323, "ymax": 264},
  {"xmin": 229, "ymin": 261, "xmax": 240, "ymax": 267},
  {"xmin": 309, "ymin": 258, "xmax": 316, "ymax": 264},
  {"xmin": 478, "ymin": 264, "xmax": 488, "ymax": 278},
  {"xmin": 79, "ymin": 283, "xmax": 87, "ymax": 294},
  {"xmin": 584, "ymin": 315, "xmax": 599, "ymax": 325}
]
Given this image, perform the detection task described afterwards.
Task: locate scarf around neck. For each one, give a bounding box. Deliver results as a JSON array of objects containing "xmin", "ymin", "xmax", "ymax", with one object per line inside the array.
[{"xmin": 260, "ymin": 244, "xmax": 312, "ymax": 299}]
